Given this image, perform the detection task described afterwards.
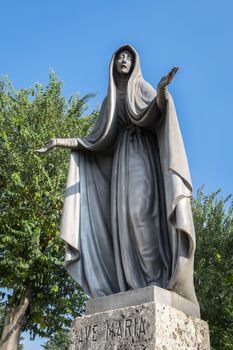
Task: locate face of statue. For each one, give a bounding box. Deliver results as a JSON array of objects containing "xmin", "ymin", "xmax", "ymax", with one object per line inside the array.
[{"xmin": 116, "ymin": 50, "xmax": 133, "ymax": 75}]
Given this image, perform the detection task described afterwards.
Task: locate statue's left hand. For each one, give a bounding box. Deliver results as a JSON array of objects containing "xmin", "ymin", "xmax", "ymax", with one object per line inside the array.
[
  {"xmin": 35, "ymin": 138, "xmax": 57, "ymax": 154},
  {"xmin": 158, "ymin": 66, "xmax": 179, "ymax": 89}
]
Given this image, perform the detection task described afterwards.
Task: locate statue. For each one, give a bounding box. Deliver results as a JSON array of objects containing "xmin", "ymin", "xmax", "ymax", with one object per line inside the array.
[{"xmin": 37, "ymin": 45, "xmax": 198, "ymax": 306}]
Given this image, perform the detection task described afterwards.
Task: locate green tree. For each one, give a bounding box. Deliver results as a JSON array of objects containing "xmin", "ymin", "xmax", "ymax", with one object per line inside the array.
[
  {"xmin": 193, "ymin": 189, "xmax": 233, "ymax": 350},
  {"xmin": 42, "ymin": 330, "xmax": 69, "ymax": 350},
  {"xmin": 0, "ymin": 74, "xmax": 96, "ymax": 349}
]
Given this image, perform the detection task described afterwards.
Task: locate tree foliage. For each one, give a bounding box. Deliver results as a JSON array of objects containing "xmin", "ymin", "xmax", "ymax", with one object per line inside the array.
[
  {"xmin": 193, "ymin": 189, "xmax": 233, "ymax": 350},
  {"xmin": 0, "ymin": 73, "xmax": 96, "ymax": 340},
  {"xmin": 42, "ymin": 330, "xmax": 69, "ymax": 350}
]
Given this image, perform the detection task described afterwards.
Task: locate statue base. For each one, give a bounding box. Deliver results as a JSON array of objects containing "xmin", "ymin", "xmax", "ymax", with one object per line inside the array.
[{"xmin": 69, "ymin": 287, "xmax": 210, "ymax": 350}]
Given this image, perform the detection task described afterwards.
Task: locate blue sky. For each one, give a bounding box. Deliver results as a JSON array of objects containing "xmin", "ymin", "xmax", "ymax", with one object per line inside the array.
[{"xmin": 1, "ymin": 0, "xmax": 233, "ymax": 348}]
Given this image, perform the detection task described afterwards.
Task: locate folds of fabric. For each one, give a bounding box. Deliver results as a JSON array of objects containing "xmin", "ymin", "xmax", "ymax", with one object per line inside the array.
[
  {"xmin": 61, "ymin": 151, "xmax": 120, "ymax": 297},
  {"xmin": 111, "ymin": 127, "xmax": 171, "ymax": 292}
]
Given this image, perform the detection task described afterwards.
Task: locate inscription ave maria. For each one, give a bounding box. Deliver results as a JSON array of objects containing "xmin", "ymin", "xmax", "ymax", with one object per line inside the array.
[{"xmin": 76, "ymin": 316, "xmax": 146, "ymax": 344}]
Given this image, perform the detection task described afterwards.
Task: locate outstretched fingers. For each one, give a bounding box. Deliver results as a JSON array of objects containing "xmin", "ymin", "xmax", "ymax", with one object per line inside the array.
[
  {"xmin": 35, "ymin": 139, "xmax": 56, "ymax": 154},
  {"xmin": 168, "ymin": 66, "xmax": 179, "ymax": 83}
]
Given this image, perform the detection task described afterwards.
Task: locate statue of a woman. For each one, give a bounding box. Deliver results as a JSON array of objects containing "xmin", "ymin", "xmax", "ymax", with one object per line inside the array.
[{"xmin": 37, "ymin": 45, "xmax": 198, "ymax": 306}]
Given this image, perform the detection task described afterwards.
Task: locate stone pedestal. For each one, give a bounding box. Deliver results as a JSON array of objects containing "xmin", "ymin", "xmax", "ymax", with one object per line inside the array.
[
  {"xmin": 69, "ymin": 287, "xmax": 210, "ymax": 350},
  {"xmin": 86, "ymin": 286, "xmax": 200, "ymax": 318}
]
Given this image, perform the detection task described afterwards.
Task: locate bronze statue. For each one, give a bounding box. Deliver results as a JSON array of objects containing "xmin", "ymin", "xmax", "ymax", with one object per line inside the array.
[{"xmin": 37, "ymin": 45, "xmax": 198, "ymax": 307}]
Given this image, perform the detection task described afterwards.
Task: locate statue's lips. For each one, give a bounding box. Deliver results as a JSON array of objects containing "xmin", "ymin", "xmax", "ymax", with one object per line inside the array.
[{"xmin": 121, "ymin": 64, "xmax": 127, "ymax": 69}]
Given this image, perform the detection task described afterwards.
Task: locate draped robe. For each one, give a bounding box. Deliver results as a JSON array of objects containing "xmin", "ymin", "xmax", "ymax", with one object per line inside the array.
[{"xmin": 60, "ymin": 45, "xmax": 199, "ymax": 308}]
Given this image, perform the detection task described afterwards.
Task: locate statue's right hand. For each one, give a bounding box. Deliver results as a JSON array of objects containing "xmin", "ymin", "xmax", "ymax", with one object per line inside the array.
[{"xmin": 35, "ymin": 138, "xmax": 57, "ymax": 154}]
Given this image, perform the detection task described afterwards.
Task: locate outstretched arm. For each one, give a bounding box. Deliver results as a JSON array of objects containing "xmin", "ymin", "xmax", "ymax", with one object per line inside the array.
[
  {"xmin": 35, "ymin": 138, "xmax": 79, "ymax": 154},
  {"xmin": 156, "ymin": 66, "xmax": 179, "ymax": 113}
]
